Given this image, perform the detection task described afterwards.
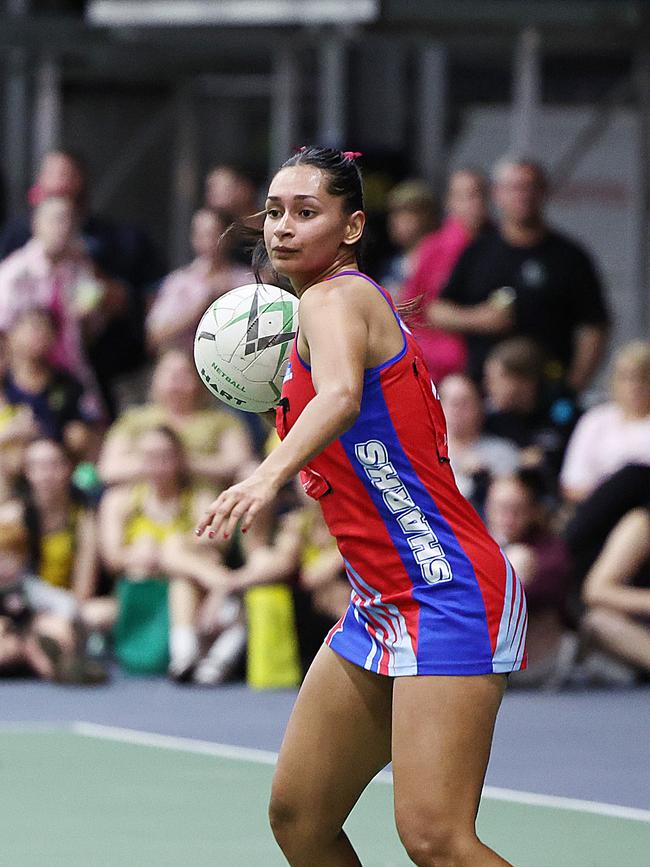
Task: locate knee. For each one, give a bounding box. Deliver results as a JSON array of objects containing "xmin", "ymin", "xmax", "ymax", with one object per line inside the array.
[
  {"xmin": 268, "ymin": 790, "xmax": 296, "ymax": 843},
  {"xmin": 268, "ymin": 788, "xmax": 314, "ymax": 852},
  {"xmin": 268, "ymin": 784, "xmax": 336, "ymax": 858},
  {"xmin": 396, "ymin": 812, "xmax": 477, "ymax": 867}
]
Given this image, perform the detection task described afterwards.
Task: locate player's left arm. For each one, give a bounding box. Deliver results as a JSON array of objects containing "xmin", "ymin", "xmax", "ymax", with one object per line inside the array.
[{"xmin": 196, "ymin": 280, "xmax": 367, "ymax": 539}]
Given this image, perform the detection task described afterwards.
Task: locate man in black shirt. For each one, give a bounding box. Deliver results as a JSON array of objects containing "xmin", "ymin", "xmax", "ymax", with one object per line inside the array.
[{"xmin": 428, "ymin": 158, "xmax": 610, "ymax": 391}]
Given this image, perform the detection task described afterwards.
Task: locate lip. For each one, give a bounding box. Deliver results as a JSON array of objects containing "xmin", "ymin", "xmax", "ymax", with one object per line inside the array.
[{"xmin": 273, "ymin": 246, "xmax": 299, "ymax": 254}]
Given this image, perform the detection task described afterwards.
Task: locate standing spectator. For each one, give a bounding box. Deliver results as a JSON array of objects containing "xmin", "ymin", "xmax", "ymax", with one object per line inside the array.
[
  {"xmin": 430, "ymin": 157, "xmax": 610, "ymax": 389},
  {"xmin": 485, "ymin": 472, "xmax": 573, "ymax": 687},
  {"xmin": 146, "ymin": 208, "xmax": 250, "ymax": 355},
  {"xmin": 4, "ymin": 308, "xmax": 101, "ymax": 459},
  {"xmin": 439, "ymin": 373, "xmax": 519, "ymax": 511},
  {"xmin": 0, "ymin": 196, "xmax": 113, "ymax": 390},
  {"xmin": 379, "ymin": 180, "xmax": 437, "ymax": 304},
  {"xmin": 560, "ymin": 340, "xmax": 650, "ymax": 503},
  {"xmin": 97, "ymin": 349, "xmax": 254, "ymax": 488},
  {"xmin": 402, "ymin": 168, "xmax": 490, "ymax": 383}
]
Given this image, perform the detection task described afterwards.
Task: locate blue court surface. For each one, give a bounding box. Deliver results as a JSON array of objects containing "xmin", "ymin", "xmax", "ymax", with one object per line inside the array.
[{"xmin": 3, "ymin": 674, "xmax": 649, "ymax": 866}]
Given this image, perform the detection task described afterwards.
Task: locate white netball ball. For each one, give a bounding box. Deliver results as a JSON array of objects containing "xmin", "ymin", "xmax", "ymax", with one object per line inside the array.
[{"xmin": 194, "ymin": 283, "xmax": 299, "ymax": 413}]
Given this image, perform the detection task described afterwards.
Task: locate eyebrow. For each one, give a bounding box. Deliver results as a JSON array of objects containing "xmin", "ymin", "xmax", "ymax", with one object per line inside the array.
[{"xmin": 265, "ymin": 195, "xmax": 320, "ymax": 203}]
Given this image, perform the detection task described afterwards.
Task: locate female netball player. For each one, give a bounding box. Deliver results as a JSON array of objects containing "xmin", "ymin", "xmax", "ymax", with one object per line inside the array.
[{"xmin": 196, "ymin": 147, "xmax": 527, "ymax": 867}]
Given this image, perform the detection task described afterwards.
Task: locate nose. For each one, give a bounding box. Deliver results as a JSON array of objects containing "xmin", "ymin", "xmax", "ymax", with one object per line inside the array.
[{"xmin": 274, "ymin": 212, "xmax": 294, "ymax": 239}]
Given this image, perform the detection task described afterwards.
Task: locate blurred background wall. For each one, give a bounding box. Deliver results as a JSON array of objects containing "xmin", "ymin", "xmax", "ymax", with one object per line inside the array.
[{"xmin": 1, "ymin": 0, "xmax": 649, "ymax": 351}]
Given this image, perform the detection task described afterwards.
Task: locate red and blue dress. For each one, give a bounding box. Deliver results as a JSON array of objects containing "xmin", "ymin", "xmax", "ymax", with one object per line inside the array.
[{"xmin": 276, "ymin": 270, "xmax": 527, "ymax": 676}]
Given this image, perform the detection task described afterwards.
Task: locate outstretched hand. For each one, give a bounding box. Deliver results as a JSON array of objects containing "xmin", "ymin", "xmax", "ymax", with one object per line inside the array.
[{"xmin": 195, "ymin": 471, "xmax": 279, "ymax": 541}]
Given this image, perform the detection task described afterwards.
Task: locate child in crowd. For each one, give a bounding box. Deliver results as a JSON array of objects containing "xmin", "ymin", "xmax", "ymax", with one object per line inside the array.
[
  {"xmin": 4, "ymin": 308, "xmax": 101, "ymax": 460},
  {"xmin": 484, "ymin": 471, "xmax": 573, "ymax": 688},
  {"xmin": 0, "ymin": 510, "xmax": 80, "ymax": 680},
  {"xmin": 483, "ymin": 337, "xmax": 579, "ymax": 481},
  {"xmin": 22, "ymin": 438, "xmax": 99, "ymax": 615},
  {"xmin": 439, "ymin": 372, "xmax": 519, "ymax": 511},
  {"xmin": 86, "ymin": 425, "xmax": 232, "ymax": 679}
]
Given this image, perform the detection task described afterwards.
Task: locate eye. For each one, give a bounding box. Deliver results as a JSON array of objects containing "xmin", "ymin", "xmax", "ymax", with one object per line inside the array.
[
  {"xmin": 299, "ymin": 209, "xmax": 316, "ymax": 218},
  {"xmin": 266, "ymin": 208, "xmax": 281, "ymax": 219}
]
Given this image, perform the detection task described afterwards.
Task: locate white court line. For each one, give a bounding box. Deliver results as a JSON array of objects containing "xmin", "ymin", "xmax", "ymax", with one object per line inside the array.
[{"xmin": 71, "ymin": 721, "xmax": 650, "ymax": 825}]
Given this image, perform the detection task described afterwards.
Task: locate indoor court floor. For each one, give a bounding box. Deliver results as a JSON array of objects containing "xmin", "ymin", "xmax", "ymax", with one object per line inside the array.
[{"xmin": 3, "ymin": 674, "xmax": 649, "ymax": 866}]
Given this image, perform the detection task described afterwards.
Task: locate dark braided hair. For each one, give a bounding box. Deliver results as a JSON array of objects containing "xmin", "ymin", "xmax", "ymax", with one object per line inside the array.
[{"xmin": 280, "ymin": 146, "xmax": 364, "ymax": 213}]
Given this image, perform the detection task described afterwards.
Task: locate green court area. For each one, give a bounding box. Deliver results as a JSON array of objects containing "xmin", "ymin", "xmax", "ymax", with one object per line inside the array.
[{"xmin": 3, "ymin": 728, "xmax": 648, "ymax": 867}]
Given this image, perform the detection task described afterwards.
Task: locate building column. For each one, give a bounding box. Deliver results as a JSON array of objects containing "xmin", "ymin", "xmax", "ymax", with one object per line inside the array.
[{"xmin": 511, "ymin": 27, "xmax": 542, "ymax": 154}]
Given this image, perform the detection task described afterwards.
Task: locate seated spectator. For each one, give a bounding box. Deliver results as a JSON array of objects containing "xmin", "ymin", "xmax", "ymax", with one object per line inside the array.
[
  {"xmin": 4, "ymin": 308, "xmax": 101, "ymax": 459},
  {"xmin": 485, "ymin": 472, "xmax": 573, "ymax": 687},
  {"xmin": 560, "ymin": 340, "xmax": 650, "ymax": 503},
  {"xmin": 439, "ymin": 373, "xmax": 519, "ymax": 510},
  {"xmin": 0, "ymin": 150, "xmax": 164, "ymax": 413},
  {"xmin": 379, "ymin": 180, "xmax": 437, "ymax": 304},
  {"xmin": 430, "ymin": 157, "xmax": 609, "ymax": 390},
  {"xmin": 0, "ymin": 331, "xmax": 39, "ymax": 503},
  {"xmin": 402, "ymin": 168, "xmax": 490, "ymax": 383},
  {"xmin": 21, "ymin": 438, "xmax": 98, "ymax": 617},
  {"xmin": 0, "ymin": 510, "xmax": 77, "ymax": 680},
  {"xmin": 581, "ymin": 492, "xmax": 650, "ymax": 679},
  {"xmin": 146, "ymin": 208, "xmax": 250, "ymax": 356},
  {"xmin": 226, "ymin": 486, "xmax": 348, "ymax": 680},
  {"xmin": 97, "ymin": 349, "xmax": 254, "ymax": 488},
  {"xmin": 87, "ymin": 425, "xmax": 231, "ymax": 679},
  {"xmin": 483, "ymin": 337, "xmax": 579, "ymax": 479},
  {"xmin": 0, "ymin": 195, "xmax": 124, "ymax": 393}
]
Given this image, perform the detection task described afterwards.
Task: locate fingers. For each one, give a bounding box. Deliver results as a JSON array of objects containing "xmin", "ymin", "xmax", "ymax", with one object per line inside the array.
[{"xmin": 195, "ymin": 488, "xmax": 260, "ymax": 540}]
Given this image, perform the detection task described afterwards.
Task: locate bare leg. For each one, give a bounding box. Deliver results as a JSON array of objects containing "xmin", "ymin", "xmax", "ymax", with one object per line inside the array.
[
  {"xmin": 168, "ymin": 577, "xmax": 203, "ymax": 628},
  {"xmin": 269, "ymin": 645, "xmax": 393, "ymax": 866},
  {"xmin": 392, "ymin": 673, "xmax": 511, "ymax": 867},
  {"xmin": 81, "ymin": 597, "xmax": 118, "ymax": 632},
  {"xmin": 583, "ymin": 508, "xmax": 650, "ymax": 604},
  {"xmin": 583, "ymin": 608, "xmax": 650, "ymax": 672}
]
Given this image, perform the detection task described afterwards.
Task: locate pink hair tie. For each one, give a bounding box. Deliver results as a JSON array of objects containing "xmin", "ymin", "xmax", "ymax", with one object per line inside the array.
[{"xmin": 342, "ymin": 151, "xmax": 363, "ymax": 161}]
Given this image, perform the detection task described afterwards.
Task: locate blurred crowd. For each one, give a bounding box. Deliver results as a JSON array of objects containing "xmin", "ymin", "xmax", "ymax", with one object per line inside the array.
[{"xmin": 0, "ymin": 149, "xmax": 648, "ymax": 691}]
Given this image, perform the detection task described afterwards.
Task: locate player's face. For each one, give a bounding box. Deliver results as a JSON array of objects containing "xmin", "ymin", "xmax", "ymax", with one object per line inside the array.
[{"xmin": 264, "ymin": 166, "xmax": 362, "ymax": 285}]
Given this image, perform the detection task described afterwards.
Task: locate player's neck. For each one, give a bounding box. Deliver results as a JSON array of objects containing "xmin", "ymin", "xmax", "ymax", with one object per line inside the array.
[{"xmin": 292, "ymin": 255, "xmax": 360, "ymax": 297}]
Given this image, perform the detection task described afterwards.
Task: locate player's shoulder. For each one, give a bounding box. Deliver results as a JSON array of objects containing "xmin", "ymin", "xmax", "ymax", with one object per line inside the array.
[{"xmin": 300, "ymin": 272, "xmax": 382, "ymax": 310}]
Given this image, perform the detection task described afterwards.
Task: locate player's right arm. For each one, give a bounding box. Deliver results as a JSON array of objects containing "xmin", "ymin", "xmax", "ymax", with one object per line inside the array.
[{"xmin": 196, "ymin": 278, "xmax": 367, "ymax": 540}]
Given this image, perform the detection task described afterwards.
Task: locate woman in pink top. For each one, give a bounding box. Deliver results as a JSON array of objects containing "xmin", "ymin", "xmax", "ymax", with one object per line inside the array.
[
  {"xmin": 402, "ymin": 169, "xmax": 489, "ymax": 384},
  {"xmin": 0, "ymin": 197, "xmax": 110, "ymax": 390},
  {"xmin": 146, "ymin": 208, "xmax": 250, "ymax": 355},
  {"xmin": 561, "ymin": 341, "xmax": 650, "ymax": 502}
]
